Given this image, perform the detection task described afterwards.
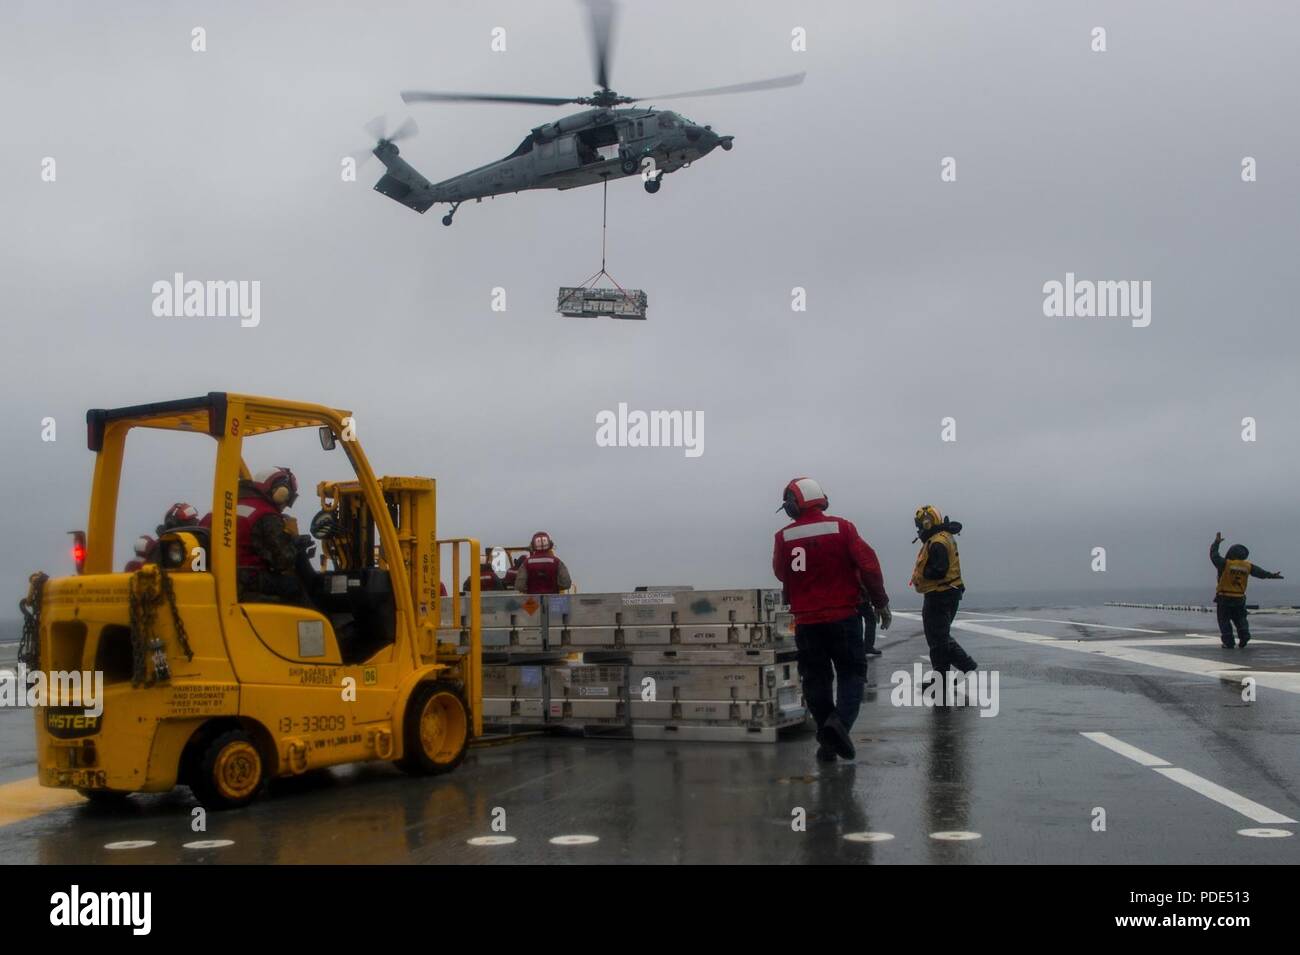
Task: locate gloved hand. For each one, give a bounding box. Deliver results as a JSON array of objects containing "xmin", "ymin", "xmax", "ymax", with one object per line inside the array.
[
  {"xmin": 297, "ymin": 535, "xmax": 317, "ymax": 559},
  {"xmin": 1214, "ymin": 532, "xmax": 1224, "ymax": 545},
  {"xmin": 876, "ymin": 606, "xmax": 892, "ymax": 631},
  {"xmin": 1273, "ymin": 572, "xmax": 1285, "ymax": 580}
]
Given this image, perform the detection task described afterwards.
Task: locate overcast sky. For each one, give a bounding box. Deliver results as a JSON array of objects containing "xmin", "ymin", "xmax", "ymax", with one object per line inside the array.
[{"xmin": 2, "ymin": 0, "xmax": 1298, "ymax": 607}]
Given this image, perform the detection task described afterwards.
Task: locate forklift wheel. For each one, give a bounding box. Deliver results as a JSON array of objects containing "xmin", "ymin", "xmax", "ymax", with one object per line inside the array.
[
  {"xmin": 191, "ymin": 729, "xmax": 266, "ymax": 810},
  {"xmin": 396, "ymin": 681, "xmax": 470, "ymax": 776}
]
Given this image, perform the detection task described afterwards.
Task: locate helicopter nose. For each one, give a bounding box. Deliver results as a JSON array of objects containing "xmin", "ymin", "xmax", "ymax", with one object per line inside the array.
[{"xmin": 687, "ymin": 126, "xmax": 724, "ymax": 153}]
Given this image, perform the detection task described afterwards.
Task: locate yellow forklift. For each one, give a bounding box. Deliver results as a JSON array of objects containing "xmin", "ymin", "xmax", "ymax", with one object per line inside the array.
[{"xmin": 19, "ymin": 393, "xmax": 482, "ymax": 809}]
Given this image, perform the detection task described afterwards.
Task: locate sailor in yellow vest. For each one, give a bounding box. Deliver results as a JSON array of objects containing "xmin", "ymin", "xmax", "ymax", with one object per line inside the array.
[
  {"xmin": 912, "ymin": 506, "xmax": 976, "ymax": 680},
  {"xmin": 1210, "ymin": 532, "xmax": 1283, "ymax": 648}
]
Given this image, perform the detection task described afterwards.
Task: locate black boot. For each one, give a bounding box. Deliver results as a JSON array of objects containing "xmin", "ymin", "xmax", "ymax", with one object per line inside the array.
[{"xmin": 820, "ymin": 714, "xmax": 855, "ymax": 760}]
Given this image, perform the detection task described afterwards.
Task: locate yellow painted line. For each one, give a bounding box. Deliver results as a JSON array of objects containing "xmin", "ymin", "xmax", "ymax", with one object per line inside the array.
[{"xmin": 0, "ymin": 776, "xmax": 84, "ymax": 828}]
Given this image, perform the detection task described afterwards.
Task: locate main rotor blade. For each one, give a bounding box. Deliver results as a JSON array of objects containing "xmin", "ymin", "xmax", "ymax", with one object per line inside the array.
[
  {"xmin": 630, "ymin": 71, "xmax": 806, "ymax": 102},
  {"xmin": 400, "ymin": 90, "xmax": 580, "ymax": 106},
  {"xmin": 584, "ymin": 0, "xmax": 617, "ymax": 92}
]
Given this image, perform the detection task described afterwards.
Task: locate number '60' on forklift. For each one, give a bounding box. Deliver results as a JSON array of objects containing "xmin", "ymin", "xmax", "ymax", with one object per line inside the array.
[{"xmin": 18, "ymin": 392, "xmax": 484, "ymax": 810}]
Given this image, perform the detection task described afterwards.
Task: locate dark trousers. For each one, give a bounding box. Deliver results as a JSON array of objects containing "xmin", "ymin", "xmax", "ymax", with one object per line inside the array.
[
  {"xmin": 859, "ymin": 603, "xmax": 877, "ymax": 651},
  {"xmin": 1216, "ymin": 599, "xmax": 1250, "ymax": 646},
  {"xmin": 795, "ymin": 616, "xmax": 868, "ymax": 731},
  {"xmin": 921, "ymin": 589, "xmax": 976, "ymax": 673}
]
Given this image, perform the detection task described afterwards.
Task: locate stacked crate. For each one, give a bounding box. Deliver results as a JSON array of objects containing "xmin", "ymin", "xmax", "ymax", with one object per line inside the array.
[
  {"xmin": 443, "ymin": 587, "xmax": 805, "ymax": 741},
  {"xmin": 480, "ymin": 663, "xmax": 546, "ymax": 726}
]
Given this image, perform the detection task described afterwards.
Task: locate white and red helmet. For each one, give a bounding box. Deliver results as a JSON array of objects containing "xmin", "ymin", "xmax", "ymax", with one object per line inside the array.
[
  {"xmin": 134, "ymin": 534, "xmax": 156, "ymax": 558},
  {"xmin": 530, "ymin": 531, "xmax": 554, "ymax": 552},
  {"xmin": 251, "ymin": 467, "xmax": 298, "ymax": 508},
  {"xmin": 161, "ymin": 502, "xmax": 200, "ymax": 530},
  {"xmin": 780, "ymin": 477, "xmax": 828, "ymax": 519}
]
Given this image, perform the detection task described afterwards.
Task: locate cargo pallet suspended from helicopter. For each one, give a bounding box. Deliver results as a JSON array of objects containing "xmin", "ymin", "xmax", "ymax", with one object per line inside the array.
[{"xmin": 361, "ymin": 0, "xmax": 804, "ymax": 226}]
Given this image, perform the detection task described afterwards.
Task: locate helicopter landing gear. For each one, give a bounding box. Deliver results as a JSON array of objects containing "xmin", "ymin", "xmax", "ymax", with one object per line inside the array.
[
  {"xmin": 441, "ymin": 201, "xmax": 462, "ymax": 226},
  {"xmin": 643, "ymin": 176, "xmax": 661, "ymax": 195}
]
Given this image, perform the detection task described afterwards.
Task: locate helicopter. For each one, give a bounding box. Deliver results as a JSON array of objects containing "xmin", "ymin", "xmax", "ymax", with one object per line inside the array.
[{"xmin": 366, "ymin": 0, "xmax": 804, "ymax": 226}]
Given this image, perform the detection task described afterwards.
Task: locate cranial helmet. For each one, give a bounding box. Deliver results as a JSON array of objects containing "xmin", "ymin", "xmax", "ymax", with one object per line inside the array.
[
  {"xmin": 252, "ymin": 467, "xmax": 298, "ymax": 509},
  {"xmin": 162, "ymin": 502, "xmax": 199, "ymax": 530},
  {"xmin": 781, "ymin": 477, "xmax": 828, "ymax": 520},
  {"xmin": 530, "ymin": 531, "xmax": 553, "ymax": 552},
  {"xmin": 134, "ymin": 535, "xmax": 156, "ymax": 558},
  {"xmin": 915, "ymin": 505, "xmax": 944, "ymax": 535},
  {"xmin": 1226, "ymin": 544, "xmax": 1250, "ymax": 561}
]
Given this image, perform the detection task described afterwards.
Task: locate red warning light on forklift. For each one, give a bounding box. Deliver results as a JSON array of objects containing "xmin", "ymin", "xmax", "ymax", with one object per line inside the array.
[{"xmin": 68, "ymin": 530, "xmax": 86, "ymax": 574}]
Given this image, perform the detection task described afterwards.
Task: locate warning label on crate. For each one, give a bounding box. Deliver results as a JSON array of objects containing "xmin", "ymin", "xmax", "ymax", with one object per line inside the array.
[
  {"xmin": 577, "ymin": 686, "xmax": 611, "ymax": 697},
  {"xmin": 623, "ymin": 592, "xmax": 675, "ymax": 605}
]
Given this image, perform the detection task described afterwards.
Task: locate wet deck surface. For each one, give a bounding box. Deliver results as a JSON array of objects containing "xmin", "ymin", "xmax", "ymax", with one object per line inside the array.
[{"xmin": 1, "ymin": 606, "xmax": 1297, "ymax": 864}]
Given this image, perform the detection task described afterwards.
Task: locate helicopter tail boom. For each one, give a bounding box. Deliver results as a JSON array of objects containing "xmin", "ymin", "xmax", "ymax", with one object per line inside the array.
[{"xmin": 371, "ymin": 141, "xmax": 440, "ymax": 214}]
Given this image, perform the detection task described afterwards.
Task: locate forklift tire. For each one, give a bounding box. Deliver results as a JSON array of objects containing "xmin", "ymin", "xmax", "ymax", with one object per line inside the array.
[
  {"xmin": 190, "ymin": 729, "xmax": 266, "ymax": 811},
  {"xmin": 396, "ymin": 681, "xmax": 470, "ymax": 776},
  {"xmin": 621, "ymin": 157, "xmax": 638, "ymax": 175}
]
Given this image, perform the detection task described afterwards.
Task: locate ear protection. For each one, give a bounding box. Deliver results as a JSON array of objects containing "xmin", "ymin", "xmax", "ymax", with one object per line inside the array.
[{"xmin": 782, "ymin": 490, "xmax": 801, "ymax": 521}]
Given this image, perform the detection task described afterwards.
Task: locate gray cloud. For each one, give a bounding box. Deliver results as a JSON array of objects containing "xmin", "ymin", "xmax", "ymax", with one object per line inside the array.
[{"xmin": 2, "ymin": 0, "xmax": 1297, "ymax": 606}]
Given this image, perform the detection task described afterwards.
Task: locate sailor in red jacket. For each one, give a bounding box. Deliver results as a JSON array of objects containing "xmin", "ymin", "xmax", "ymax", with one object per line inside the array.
[
  {"xmin": 773, "ymin": 477, "xmax": 890, "ymax": 762},
  {"xmin": 513, "ymin": 531, "xmax": 572, "ymax": 594}
]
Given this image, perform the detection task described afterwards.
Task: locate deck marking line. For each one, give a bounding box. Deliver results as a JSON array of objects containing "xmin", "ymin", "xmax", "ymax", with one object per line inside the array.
[
  {"xmin": 1079, "ymin": 732, "xmax": 1170, "ymax": 767},
  {"xmin": 891, "ymin": 613, "xmax": 1300, "ymax": 695},
  {"xmin": 1151, "ymin": 768, "xmax": 1296, "ymax": 825},
  {"xmin": 1081, "ymin": 732, "xmax": 1296, "ymax": 825}
]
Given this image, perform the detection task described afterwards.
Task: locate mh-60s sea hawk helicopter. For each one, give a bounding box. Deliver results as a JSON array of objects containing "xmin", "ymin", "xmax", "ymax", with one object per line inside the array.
[{"xmin": 366, "ymin": 0, "xmax": 804, "ymax": 226}]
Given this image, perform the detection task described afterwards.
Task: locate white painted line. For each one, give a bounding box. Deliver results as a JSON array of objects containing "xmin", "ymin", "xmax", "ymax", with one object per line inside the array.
[
  {"xmin": 1081, "ymin": 733, "xmax": 1296, "ymax": 826},
  {"xmin": 1025, "ymin": 618, "xmax": 1166, "ymax": 634},
  {"xmin": 843, "ymin": 831, "xmax": 894, "ymax": 843},
  {"xmin": 892, "ymin": 613, "xmax": 1300, "ymax": 695},
  {"xmin": 467, "ymin": 835, "xmax": 516, "ymax": 846},
  {"xmin": 1152, "ymin": 768, "xmax": 1297, "ymax": 825},
  {"xmin": 1079, "ymin": 732, "xmax": 1171, "ymax": 767},
  {"xmin": 0, "ymin": 642, "xmax": 17, "ymax": 649},
  {"xmin": 1181, "ymin": 635, "xmax": 1295, "ymax": 646},
  {"xmin": 930, "ymin": 831, "xmax": 981, "ymax": 841},
  {"xmin": 182, "ymin": 839, "xmax": 234, "ymax": 849},
  {"xmin": 955, "ymin": 611, "xmax": 1165, "ymax": 633},
  {"xmin": 1237, "ymin": 828, "xmax": 1293, "ymax": 838},
  {"xmin": 549, "ymin": 834, "xmax": 599, "ymax": 846},
  {"xmin": 104, "ymin": 840, "xmax": 155, "ymax": 850}
]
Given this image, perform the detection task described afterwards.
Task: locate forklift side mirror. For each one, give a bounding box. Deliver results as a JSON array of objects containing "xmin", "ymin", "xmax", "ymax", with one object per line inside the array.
[
  {"xmin": 310, "ymin": 510, "xmax": 339, "ymax": 540},
  {"xmin": 318, "ymin": 426, "xmax": 336, "ymax": 451}
]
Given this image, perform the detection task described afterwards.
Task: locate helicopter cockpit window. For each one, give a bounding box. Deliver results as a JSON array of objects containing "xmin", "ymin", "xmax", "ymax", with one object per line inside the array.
[
  {"xmin": 538, "ymin": 140, "xmax": 556, "ymax": 160},
  {"xmin": 657, "ymin": 114, "xmax": 675, "ymax": 128}
]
